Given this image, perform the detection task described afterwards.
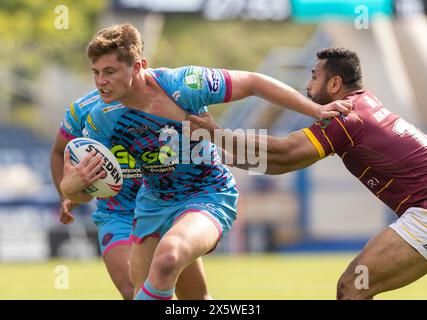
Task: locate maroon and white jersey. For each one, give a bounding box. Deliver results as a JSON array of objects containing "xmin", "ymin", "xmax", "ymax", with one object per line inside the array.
[{"xmin": 303, "ymin": 90, "xmax": 427, "ymax": 216}]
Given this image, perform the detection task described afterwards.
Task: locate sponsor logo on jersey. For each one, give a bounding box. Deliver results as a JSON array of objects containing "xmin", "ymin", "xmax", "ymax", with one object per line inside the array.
[
  {"xmin": 69, "ymin": 103, "xmax": 78, "ymax": 121},
  {"xmin": 63, "ymin": 119, "xmax": 73, "ymax": 132},
  {"xmin": 141, "ymin": 146, "xmax": 177, "ymax": 164},
  {"xmin": 112, "ymin": 144, "xmax": 137, "ymax": 169},
  {"xmin": 86, "ymin": 114, "xmax": 98, "ymax": 132},
  {"xmin": 79, "ymin": 94, "xmax": 100, "ymax": 108},
  {"xmin": 317, "ymin": 118, "xmax": 331, "ymax": 129},
  {"xmin": 184, "ymin": 70, "xmax": 203, "ymax": 90},
  {"xmin": 103, "ymin": 104, "xmax": 126, "ymax": 113},
  {"xmin": 140, "ymin": 146, "xmax": 178, "ymax": 174},
  {"xmin": 121, "ymin": 168, "xmax": 143, "ymax": 179},
  {"xmin": 205, "ymin": 68, "xmax": 220, "ymax": 93},
  {"xmin": 128, "ymin": 125, "xmax": 150, "ymax": 135},
  {"xmin": 102, "ymin": 233, "xmax": 113, "ymax": 246},
  {"xmin": 367, "ymin": 177, "xmax": 379, "ymax": 189},
  {"xmin": 317, "ymin": 114, "xmax": 348, "ymax": 128},
  {"xmin": 111, "ymin": 144, "xmax": 142, "ymax": 179},
  {"xmin": 142, "ymin": 163, "xmax": 177, "ymax": 174},
  {"xmin": 172, "ymin": 90, "xmax": 181, "ymax": 101}
]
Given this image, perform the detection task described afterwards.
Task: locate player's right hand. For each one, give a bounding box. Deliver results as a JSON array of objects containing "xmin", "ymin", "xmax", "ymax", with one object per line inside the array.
[
  {"xmin": 59, "ymin": 199, "xmax": 78, "ymax": 225},
  {"xmin": 60, "ymin": 149, "xmax": 106, "ymax": 197},
  {"xmin": 186, "ymin": 112, "xmax": 221, "ymax": 141},
  {"xmin": 317, "ymin": 99, "xmax": 352, "ymax": 119}
]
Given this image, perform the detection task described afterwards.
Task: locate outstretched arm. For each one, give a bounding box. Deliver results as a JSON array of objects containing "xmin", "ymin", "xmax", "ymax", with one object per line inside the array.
[
  {"xmin": 187, "ymin": 112, "xmax": 322, "ymax": 174},
  {"xmin": 259, "ymin": 130, "xmax": 320, "ymax": 174},
  {"xmin": 228, "ymin": 71, "xmax": 351, "ymax": 119}
]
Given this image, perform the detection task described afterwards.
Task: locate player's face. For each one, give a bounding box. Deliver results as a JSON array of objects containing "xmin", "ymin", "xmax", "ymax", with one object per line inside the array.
[
  {"xmin": 306, "ymin": 59, "xmax": 333, "ymax": 105},
  {"xmin": 91, "ymin": 53, "xmax": 134, "ymax": 104}
]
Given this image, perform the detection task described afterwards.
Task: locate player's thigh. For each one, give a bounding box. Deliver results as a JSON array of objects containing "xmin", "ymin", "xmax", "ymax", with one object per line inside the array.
[
  {"xmin": 129, "ymin": 236, "xmax": 160, "ymax": 289},
  {"xmin": 103, "ymin": 244, "xmax": 131, "ymax": 280},
  {"xmin": 340, "ymin": 227, "xmax": 427, "ymax": 295},
  {"xmin": 176, "ymin": 257, "xmax": 210, "ymax": 300},
  {"xmin": 160, "ymin": 211, "xmax": 221, "ymax": 261}
]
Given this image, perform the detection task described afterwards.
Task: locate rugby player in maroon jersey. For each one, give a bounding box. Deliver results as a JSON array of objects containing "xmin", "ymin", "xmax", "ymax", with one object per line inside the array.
[{"xmin": 188, "ymin": 48, "xmax": 427, "ymax": 299}]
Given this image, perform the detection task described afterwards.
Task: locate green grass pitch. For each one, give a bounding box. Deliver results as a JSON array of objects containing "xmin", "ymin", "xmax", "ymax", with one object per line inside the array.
[{"xmin": 0, "ymin": 253, "xmax": 425, "ymax": 299}]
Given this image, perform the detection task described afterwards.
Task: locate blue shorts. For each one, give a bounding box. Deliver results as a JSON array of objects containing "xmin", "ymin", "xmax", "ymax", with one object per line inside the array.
[
  {"xmin": 92, "ymin": 210, "xmax": 134, "ymax": 256},
  {"xmin": 130, "ymin": 188, "xmax": 238, "ymax": 247}
]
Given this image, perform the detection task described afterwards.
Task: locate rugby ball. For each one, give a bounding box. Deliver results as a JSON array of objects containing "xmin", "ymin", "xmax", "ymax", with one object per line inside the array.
[{"xmin": 64, "ymin": 137, "xmax": 123, "ymax": 198}]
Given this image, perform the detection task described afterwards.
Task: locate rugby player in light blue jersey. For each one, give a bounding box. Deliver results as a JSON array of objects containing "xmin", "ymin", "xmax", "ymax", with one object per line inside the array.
[
  {"xmin": 61, "ymin": 23, "xmax": 349, "ymax": 300},
  {"xmin": 51, "ymin": 90, "xmax": 212, "ymax": 300}
]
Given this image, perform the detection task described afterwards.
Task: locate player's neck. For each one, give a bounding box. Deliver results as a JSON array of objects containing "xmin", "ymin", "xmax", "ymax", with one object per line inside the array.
[
  {"xmin": 335, "ymin": 87, "xmax": 363, "ymax": 100},
  {"xmin": 119, "ymin": 70, "xmax": 153, "ymax": 111}
]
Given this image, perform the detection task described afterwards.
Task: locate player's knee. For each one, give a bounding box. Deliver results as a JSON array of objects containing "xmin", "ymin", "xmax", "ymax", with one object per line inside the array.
[
  {"xmin": 336, "ymin": 274, "xmax": 373, "ymax": 300},
  {"xmin": 110, "ymin": 266, "xmax": 134, "ymax": 299},
  {"xmin": 153, "ymin": 240, "xmax": 186, "ymax": 277},
  {"xmin": 118, "ymin": 284, "xmax": 134, "ymax": 300},
  {"xmin": 336, "ymin": 275, "xmax": 352, "ymax": 300},
  {"xmin": 154, "ymin": 250, "xmax": 181, "ymax": 277}
]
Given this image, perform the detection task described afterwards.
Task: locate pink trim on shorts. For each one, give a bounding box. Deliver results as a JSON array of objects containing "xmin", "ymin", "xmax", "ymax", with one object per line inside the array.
[
  {"xmin": 173, "ymin": 209, "xmax": 223, "ymax": 253},
  {"xmin": 221, "ymin": 69, "xmax": 233, "ymax": 103},
  {"xmin": 141, "ymin": 285, "xmax": 173, "ymax": 300},
  {"xmin": 129, "ymin": 233, "xmax": 160, "ymax": 244},
  {"xmin": 102, "ymin": 239, "xmax": 132, "ymax": 257},
  {"xmin": 59, "ymin": 127, "xmax": 78, "ymax": 141}
]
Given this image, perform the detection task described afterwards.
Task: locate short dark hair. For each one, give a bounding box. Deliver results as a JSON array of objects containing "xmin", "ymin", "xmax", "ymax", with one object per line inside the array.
[{"xmin": 316, "ymin": 48, "xmax": 362, "ymax": 89}]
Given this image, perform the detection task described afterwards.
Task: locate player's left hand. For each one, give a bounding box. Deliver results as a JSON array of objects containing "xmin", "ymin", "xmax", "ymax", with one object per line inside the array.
[
  {"xmin": 317, "ymin": 100, "xmax": 352, "ymax": 119},
  {"xmin": 59, "ymin": 199, "xmax": 78, "ymax": 224}
]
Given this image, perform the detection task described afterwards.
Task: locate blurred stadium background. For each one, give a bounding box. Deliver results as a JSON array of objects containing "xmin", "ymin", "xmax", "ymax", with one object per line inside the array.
[{"xmin": 1, "ymin": 0, "xmax": 427, "ymax": 299}]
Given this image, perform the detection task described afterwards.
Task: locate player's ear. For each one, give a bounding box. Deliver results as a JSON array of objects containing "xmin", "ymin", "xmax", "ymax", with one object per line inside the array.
[
  {"xmin": 132, "ymin": 58, "xmax": 147, "ymax": 73},
  {"xmin": 329, "ymin": 75, "xmax": 343, "ymax": 94},
  {"xmin": 133, "ymin": 61, "xmax": 142, "ymax": 74}
]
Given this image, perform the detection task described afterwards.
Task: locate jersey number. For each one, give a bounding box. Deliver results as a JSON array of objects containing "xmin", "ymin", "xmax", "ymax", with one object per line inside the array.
[{"xmin": 393, "ymin": 118, "xmax": 427, "ymax": 147}]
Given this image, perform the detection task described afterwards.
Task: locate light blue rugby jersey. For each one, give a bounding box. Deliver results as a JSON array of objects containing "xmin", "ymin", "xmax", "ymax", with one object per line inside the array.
[
  {"xmin": 83, "ymin": 66, "xmax": 236, "ymax": 202},
  {"xmin": 60, "ymin": 89, "xmax": 142, "ymax": 213},
  {"xmin": 60, "ymin": 89, "xmax": 100, "ymax": 141}
]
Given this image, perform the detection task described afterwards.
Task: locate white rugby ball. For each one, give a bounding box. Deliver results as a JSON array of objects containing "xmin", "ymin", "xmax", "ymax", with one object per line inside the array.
[{"xmin": 65, "ymin": 137, "xmax": 123, "ymax": 198}]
